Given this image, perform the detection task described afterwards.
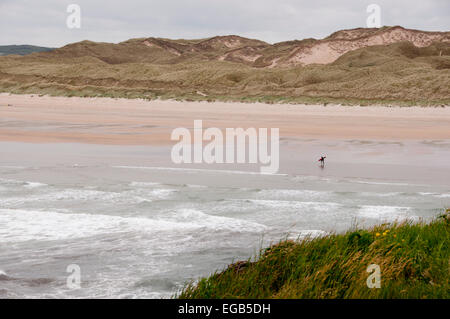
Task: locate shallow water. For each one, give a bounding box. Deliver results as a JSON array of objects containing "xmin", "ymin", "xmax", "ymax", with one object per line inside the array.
[{"xmin": 0, "ymin": 141, "xmax": 449, "ymax": 298}]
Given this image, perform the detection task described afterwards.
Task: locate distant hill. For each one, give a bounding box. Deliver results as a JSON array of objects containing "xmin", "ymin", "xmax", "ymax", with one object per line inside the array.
[
  {"xmin": 0, "ymin": 26, "xmax": 449, "ymax": 105},
  {"xmin": 29, "ymin": 26, "xmax": 449, "ymax": 67},
  {"xmin": 0, "ymin": 45, "xmax": 54, "ymax": 56}
]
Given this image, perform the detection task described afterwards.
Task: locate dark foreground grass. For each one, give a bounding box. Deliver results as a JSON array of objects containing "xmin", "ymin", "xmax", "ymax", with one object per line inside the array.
[{"xmin": 178, "ymin": 211, "xmax": 449, "ymax": 299}]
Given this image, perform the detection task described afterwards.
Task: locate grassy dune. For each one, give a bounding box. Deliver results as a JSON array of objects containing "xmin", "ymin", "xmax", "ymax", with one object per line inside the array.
[
  {"xmin": 178, "ymin": 211, "xmax": 450, "ymax": 299},
  {"xmin": 1, "ymin": 41, "xmax": 449, "ymax": 106}
]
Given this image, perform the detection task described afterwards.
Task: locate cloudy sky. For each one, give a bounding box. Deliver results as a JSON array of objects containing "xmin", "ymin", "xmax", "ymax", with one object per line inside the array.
[{"xmin": 0, "ymin": 0, "xmax": 449, "ymax": 47}]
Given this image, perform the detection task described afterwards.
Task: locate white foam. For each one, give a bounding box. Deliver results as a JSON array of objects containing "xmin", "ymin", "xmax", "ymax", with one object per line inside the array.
[
  {"xmin": 0, "ymin": 208, "xmax": 266, "ymax": 243},
  {"xmin": 24, "ymin": 182, "xmax": 47, "ymax": 189},
  {"xmin": 357, "ymin": 205, "xmax": 417, "ymax": 222},
  {"xmin": 185, "ymin": 184, "xmax": 208, "ymax": 188},
  {"xmin": 113, "ymin": 166, "xmax": 287, "ymax": 176},
  {"xmin": 257, "ymin": 189, "xmax": 328, "ymax": 200},
  {"xmin": 0, "ymin": 189, "xmax": 152, "ymax": 207},
  {"xmin": 161, "ymin": 209, "xmax": 267, "ymax": 233},
  {"xmin": 0, "ymin": 178, "xmax": 46, "ymax": 188},
  {"xmin": 419, "ymin": 192, "xmax": 450, "ymax": 198},
  {"xmin": 350, "ymin": 179, "xmax": 424, "ymax": 187},
  {"xmin": 258, "ymin": 189, "xmax": 404, "ymax": 200},
  {"xmin": 147, "ymin": 189, "xmax": 176, "ymax": 199},
  {"xmin": 290, "ymin": 175, "xmax": 336, "ymax": 182},
  {"xmin": 359, "ymin": 191, "xmax": 402, "ymax": 197},
  {"xmin": 126, "ymin": 188, "xmax": 177, "ymax": 200},
  {"xmin": 131, "ymin": 181, "xmax": 208, "ymax": 189},
  {"xmin": 246, "ymin": 199, "xmax": 342, "ymax": 212},
  {"xmin": 129, "ymin": 182, "xmax": 162, "ymax": 187}
]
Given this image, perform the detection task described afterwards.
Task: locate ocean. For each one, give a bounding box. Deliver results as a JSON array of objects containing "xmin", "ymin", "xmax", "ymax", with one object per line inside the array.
[{"xmin": 0, "ymin": 140, "xmax": 449, "ymax": 298}]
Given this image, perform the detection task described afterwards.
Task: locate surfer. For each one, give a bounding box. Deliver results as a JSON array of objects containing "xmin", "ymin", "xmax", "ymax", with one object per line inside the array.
[{"xmin": 318, "ymin": 156, "xmax": 326, "ymax": 167}]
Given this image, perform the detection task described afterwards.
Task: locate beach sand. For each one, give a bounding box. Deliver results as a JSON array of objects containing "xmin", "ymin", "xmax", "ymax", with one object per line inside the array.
[{"xmin": 1, "ymin": 94, "xmax": 450, "ymax": 145}]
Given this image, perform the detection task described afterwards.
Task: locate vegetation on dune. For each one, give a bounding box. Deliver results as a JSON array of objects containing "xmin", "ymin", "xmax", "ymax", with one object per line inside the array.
[
  {"xmin": 178, "ymin": 210, "xmax": 450, "ymax": 299},
  {"xmin": 0, "ymin": 28, "xmax": 449, "ymax": 106}
]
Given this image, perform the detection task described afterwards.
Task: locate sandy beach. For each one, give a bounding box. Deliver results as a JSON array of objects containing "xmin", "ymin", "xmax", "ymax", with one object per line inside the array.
[{"xmin": 1, "ymin": 94, "xmax": 450, "ymax": 145}]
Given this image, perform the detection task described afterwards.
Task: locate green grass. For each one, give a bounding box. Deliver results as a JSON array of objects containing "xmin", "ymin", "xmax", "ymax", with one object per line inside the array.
[{"xmin": 178, "ymin": 211, "xmax": 450, "ymax": 299}]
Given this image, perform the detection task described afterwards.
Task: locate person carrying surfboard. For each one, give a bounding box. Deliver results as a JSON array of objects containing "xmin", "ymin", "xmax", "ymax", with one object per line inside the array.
[{"xmin": 318, "ymin": 156, "xmax": 326, "ymax": 166}]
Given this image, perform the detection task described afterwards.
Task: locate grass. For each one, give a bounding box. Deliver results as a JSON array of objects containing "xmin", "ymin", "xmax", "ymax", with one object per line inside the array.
[{"xmin": 177, "ymin": 210, "xmax": 450, "ymax": 299}]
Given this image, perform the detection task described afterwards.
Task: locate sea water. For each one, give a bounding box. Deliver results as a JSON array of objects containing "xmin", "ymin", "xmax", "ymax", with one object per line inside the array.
[{"xmin": 0, "ymin": 141, "xmax": 449, "ymax": 298}]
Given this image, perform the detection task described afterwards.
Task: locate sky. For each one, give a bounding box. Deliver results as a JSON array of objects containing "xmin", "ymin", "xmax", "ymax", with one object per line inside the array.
[{"xmin": 0, "ymin": 0, "xmax": 449, "ymax": 47}]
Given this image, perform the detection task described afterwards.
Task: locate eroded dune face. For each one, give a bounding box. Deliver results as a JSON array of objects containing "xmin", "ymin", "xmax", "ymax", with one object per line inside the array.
[
  {"xmin": 281, "ymin": 27, "xmax": 450, "ymax": 66},
  {"xmin": 139, "ymin": 26, "xmax": 450, "ymax": 67},
  {"xmin": 212, "ymin": 27, "xmax": 450, "ymax": 67}
]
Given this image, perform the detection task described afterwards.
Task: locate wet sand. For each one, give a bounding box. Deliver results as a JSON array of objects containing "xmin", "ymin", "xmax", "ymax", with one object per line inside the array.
[{"xmin": 1, "ymin": 94, "xmax": 450, "ymax": 145}]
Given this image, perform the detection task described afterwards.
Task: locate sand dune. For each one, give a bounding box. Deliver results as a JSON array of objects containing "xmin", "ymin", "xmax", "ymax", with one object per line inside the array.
[
  {"xmin": 1, "ymin": 26, "xmax": 449, "ymax": 105},
  {"xmin": 18, "ymin": 26, "xmax": 449, "ymax": 67}
]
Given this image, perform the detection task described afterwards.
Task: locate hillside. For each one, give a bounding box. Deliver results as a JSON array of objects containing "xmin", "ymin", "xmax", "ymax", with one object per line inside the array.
[
  {"xmin": 178, "ymin": 211, "xmax": 450, "ymax": 299},
  {"xmin": 23, "ymin": 26, "xmax": 450, "ymax": 66},
  {"xmin": 0, "ymin": 26, "xmax": 449, "ymax": 105},
  {"xmin": 0, "ymin": 45, "xmax": 54, "ymax": 56}
]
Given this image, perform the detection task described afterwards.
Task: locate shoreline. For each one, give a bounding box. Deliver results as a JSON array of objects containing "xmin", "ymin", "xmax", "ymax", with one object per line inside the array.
[{"xmin": 1, "ymin": 93, "xmax": 450, "ymax": 145}]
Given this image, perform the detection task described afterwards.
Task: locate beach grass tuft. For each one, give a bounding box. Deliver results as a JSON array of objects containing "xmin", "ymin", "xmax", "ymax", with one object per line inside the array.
[{"xmin": 177, "ymin": 211, "xmax": 450, "ymax": 299}]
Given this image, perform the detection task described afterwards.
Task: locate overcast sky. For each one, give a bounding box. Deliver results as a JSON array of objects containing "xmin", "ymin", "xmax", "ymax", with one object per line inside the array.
[{"xmin": 0, "ymin": 0, "xmax": 449, "ymax": 47}]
